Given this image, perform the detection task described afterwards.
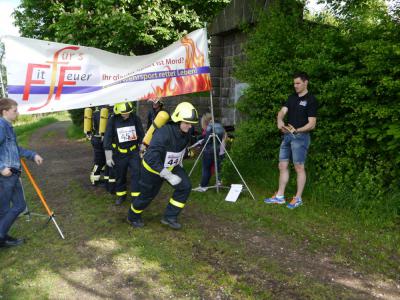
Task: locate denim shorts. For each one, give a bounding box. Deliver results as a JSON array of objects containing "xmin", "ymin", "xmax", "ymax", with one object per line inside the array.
[{"xmin": 279, "ymin": 133, "xmax": 310, "ymax": 164}]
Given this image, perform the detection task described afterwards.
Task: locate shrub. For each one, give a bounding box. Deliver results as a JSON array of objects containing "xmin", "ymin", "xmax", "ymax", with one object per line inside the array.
[{"xmin": 230, "ymin": 1, "xmax": 400, "ymax": 216}]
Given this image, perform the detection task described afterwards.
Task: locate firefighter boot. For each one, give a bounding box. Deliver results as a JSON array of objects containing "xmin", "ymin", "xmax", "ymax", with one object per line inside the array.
[
  {"xmin": 115, "ymin": 195, "xmax": 126, "ymax": 205},
  {"xmin": 127, "ymin": 216, "xmax": 144, "ymax": 228},
  {"xmin": 161, "ymin": 217, "xmax": 182, "ymax": 230}
]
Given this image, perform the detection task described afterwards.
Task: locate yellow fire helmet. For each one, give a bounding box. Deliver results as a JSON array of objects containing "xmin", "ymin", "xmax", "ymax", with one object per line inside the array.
[
  {"xmin": 171, "ymin": 102, "xmax": 199, "ymax": 124},
  {"xmin": 113, "ymin": 102, "xmax": 134, "ymax": 115}
]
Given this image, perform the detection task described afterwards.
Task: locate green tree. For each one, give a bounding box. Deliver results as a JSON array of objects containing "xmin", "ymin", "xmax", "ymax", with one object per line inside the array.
[
  {"xmin": 232, "ymin": 0, "xmax": 400, "ymax": 215},
  {"xmin": 14, "ymin": 0, "xmax": 230, "ymax": 54}
]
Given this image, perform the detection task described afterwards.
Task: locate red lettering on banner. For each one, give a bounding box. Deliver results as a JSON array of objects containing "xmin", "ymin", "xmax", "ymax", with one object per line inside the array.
[
  {"xmin": 55, "ymin": 66, "xmax": 81, "ymax": 100},
  {"xmin": 23, "ymin": 64, "xmax": 50, "ymax": 100}
]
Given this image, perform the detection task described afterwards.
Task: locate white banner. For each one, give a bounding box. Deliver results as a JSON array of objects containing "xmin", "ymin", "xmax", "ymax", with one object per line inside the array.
[{"xmin": 2, "ymin": 28, "xmax": 211, "ymax": 114}]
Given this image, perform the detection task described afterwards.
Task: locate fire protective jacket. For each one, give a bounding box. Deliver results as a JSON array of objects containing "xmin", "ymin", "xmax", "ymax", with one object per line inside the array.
[
  {"xmin": 103, "ymin": 113, "xmax": 144, "ymax": 152},
  {"xmin": 142, "ymin": 123, "xmax": 190, "ymax": 174}
]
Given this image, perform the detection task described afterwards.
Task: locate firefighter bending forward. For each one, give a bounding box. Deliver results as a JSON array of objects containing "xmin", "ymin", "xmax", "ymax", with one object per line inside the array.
[
  {"xmin": 127, "ymin": 102, "xmax": 198, "ymax": 230},
  {"xmin": 103, "ymin": 102, "xmax": 144, "ymax": 205}
]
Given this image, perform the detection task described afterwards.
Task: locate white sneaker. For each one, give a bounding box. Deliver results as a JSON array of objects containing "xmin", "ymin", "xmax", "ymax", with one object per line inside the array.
[{"xmin": 193, "ymin": 186, "xmax": 207, "ymax": 192}]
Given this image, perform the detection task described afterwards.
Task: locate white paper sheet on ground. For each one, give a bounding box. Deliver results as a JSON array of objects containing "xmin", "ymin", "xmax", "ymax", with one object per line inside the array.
[{"xmin": 225, "ymin": 184, "xmax": 243, "ymax": 202}]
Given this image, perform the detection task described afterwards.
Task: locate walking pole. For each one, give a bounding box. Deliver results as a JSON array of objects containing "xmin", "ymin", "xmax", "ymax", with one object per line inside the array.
[{"xmin": 20, "ymin": 159, "xmax": 65, "ymax": 239}]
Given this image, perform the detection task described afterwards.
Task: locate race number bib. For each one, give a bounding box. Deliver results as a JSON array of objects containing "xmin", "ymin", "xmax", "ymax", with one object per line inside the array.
[
  {"xmin": 164, "ymin": 149, "xmax": 185, "ymax": 168},
  {"xmin": 117, "ymin": 126, "xmax": 137, "ymax": 143}
]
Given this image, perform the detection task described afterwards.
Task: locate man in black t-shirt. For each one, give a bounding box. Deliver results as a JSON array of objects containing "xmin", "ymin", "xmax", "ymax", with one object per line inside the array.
[{"xmin": 265, "ymin": 72, "xmax": 317, "ymax": 209}]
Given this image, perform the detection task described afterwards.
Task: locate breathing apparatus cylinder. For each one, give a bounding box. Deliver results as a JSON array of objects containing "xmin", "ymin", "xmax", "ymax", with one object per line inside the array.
[
  {"xmin": 99, "ymin": 107, "xmax": 109, "ymax": 135},
  {"xmin": 143, "ymin": 110, "xmax": 170, "ymax": 146},
  {"xmin": 83, "ymin": 107, "xmax": 93, "ymax": 135}
]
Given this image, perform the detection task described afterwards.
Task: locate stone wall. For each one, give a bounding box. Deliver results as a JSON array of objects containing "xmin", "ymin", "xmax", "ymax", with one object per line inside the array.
[{"xmin": 210, "ymin": 31, "xmax": 248, "ymax": 126}]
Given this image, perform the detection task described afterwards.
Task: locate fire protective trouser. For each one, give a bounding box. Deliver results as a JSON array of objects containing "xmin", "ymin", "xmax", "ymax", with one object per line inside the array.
[
  {"xmin": 104, "ymin": 165, "xmax": 116, "ymax": 194},
  {"xmin": 128, "ymin": 164, "xmax": 192, "ymax": 221},
  {"xmin": 90, "ymin": 136, "xmax": 106, "ymax": 184},
  {"xmin": 114, "ymin": 149, "xmax": 141, "ymax": 199}
]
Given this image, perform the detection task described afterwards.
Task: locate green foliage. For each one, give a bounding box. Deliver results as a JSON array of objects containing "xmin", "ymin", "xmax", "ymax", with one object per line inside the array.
[
  {"xmin": 69, "ymin": 108, "xmax": 84, "ymax": 127},
  {"xmin": 67, "ymin": 123, "xmax": 85, "ymax": 140},
  {"xmin": 13, "ymin": 0, "xmax": 230, "ymax": 55},
  {"xmin": 231, "ymin": 1, "xmax": 400, "ymax": 215}
]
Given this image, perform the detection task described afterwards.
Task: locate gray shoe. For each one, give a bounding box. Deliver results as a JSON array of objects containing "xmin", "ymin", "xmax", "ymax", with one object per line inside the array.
[
  {"xmin": 161, "ymin": 218, "xmax": 182, "ymax": 230},
  {"xmin": 127, "ymin": 217, "xmax": 144, "ymax": 228}
]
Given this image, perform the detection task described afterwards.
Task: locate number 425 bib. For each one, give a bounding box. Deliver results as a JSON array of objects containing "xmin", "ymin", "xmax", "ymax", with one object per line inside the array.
[
  {"xmin": 164, "ymin": 149, "xmax": 185, "ymax": 168},
  {"xmin": 117, "ymin": 126, "xmax": 137, "ymax": 143}
]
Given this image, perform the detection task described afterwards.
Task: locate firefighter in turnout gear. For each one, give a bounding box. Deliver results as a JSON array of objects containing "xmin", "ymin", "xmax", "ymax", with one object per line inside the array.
[
  {"xmin": 127, "ymin": 102, "xmax": 198, "ymax": 230},
  {"xmin": 103, "ymin": 102, "xmax": 144, "ymax": 205},
  {"xmin": 86, "ymin": 106, "xmax": 107, "ymax": 186},
  {"xmin": 101, "ymin": 106, "xmax": 117, "ymax": 194}
]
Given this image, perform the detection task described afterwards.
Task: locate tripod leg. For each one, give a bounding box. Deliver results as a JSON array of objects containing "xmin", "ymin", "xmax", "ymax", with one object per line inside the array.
[
  {"xmin": 51, "ymin": 217, "xmax": 65, "ymax": 239},
  {"xmin": 19, "ymin": 178, "xmax": 32, "ymax": 221},
  {"xmin": 188, "ymin": 134, "xmax": 213, "ymax": 177},
  {"xmin": 215, "ymin": 135, "xmax": 256, "ymax": 201}
]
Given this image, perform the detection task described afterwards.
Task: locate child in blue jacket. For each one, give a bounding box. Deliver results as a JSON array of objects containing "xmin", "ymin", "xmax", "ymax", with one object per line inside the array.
[{"xmin": 0, "ymin": 98, "xmax": 43, "ymax": 248}]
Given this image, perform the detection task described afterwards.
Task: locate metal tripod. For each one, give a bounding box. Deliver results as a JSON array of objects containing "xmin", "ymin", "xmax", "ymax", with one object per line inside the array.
[{"xmin": 188, "ymin": 91, "xmax": 256, "ymax": 201}]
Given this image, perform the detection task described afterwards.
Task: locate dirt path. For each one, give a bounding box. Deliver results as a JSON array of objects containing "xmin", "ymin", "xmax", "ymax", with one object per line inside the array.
[{"xmin": 24, "ymin": 121, "xmax": 399, "ymax": 299}]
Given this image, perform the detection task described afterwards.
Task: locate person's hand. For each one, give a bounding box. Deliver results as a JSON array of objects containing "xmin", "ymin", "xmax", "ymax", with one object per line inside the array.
[
  {"xmin": 1, "ymin": 167, "xmax": 12, "ymax": 177},
  {"xmin": 105, "ymin": 150, "xmax": 115, "ymax": 167},
  {"xmin": 277, "ymin": 119, "xmax": 286, "ymax": 132},
  {"xmin": 34, "ymin": 154, "xmax": 43, "ymax": 165},
  {"xmin": 159, "ymin": 168, "xmax": 182, "ymax": 186},
  {"xmin": 140, "ymin": 144, "xmax": 147, "ymax": 152},
  {"xmin": 139, "ymin": 144, "xmax": 147, "ymax": 158}
]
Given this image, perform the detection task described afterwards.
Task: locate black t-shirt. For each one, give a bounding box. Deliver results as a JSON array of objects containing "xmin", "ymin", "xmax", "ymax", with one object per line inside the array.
[{"xmin": 282, "ymin": 93, "xmax": 317, "ymax": 129}]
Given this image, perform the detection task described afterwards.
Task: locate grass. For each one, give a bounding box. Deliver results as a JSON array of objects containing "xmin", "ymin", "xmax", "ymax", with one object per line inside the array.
[
  {"xmin": 14, "ymin": 112, "xmax": 70, "ymax": 127},
  {"xmin": 15, "ymin": 117, "xmax": 60, "ymax": 147},
  {"xmin": 201, "ymin": 158, "xmax": 400, "ymax": 279},
  {"xmin": 0, "ymin": 120, "xmax": 399, "ymax": 298},
  {"xmin": 1, "ymin": 179, "xmax": 362, "ymax": 299}
]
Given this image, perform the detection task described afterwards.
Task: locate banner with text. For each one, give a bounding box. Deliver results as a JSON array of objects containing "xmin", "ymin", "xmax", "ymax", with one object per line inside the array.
[{"xmin": 2, "ymin": 28, "xmax": 211, "ymax": 114}]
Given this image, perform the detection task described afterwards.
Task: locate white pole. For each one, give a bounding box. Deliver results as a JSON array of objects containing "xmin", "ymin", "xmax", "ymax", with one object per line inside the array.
[
  {"xmin": 204, "ymin": 23, "xmax": 220, "ymax": 193},
  {"xmin": 0, "ymin": 44, "xmax": 6, "ymax": 97},
  {"xmin": 0, "ymin": 62, "xmax": 6, "ymax": 97},
  {"xmin": 51, "ymin": 217, "xmax": 65, "ymax": 239},
  {"xmin": 209, "ymin": 91, "xmax": 220, "ymax": 193}
]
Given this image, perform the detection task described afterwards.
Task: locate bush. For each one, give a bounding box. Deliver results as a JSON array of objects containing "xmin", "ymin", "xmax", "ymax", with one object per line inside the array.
[
  {"xmin": 68, "ymin": 108, "xmax": 84, "ymax": 127},
  {"xmin": 230, "ymin": 1, "xmax": 400, "ymax": 216}
]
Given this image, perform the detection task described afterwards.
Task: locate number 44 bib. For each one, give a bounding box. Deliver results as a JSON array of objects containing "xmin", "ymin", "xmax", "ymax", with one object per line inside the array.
[
  {"xmin": 117, "ymin": 126, "xmax": 137, "ymax": 143},
  {"xmin": 164, "ymin": 149, "xmax": 185, "ymax": 168}
]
